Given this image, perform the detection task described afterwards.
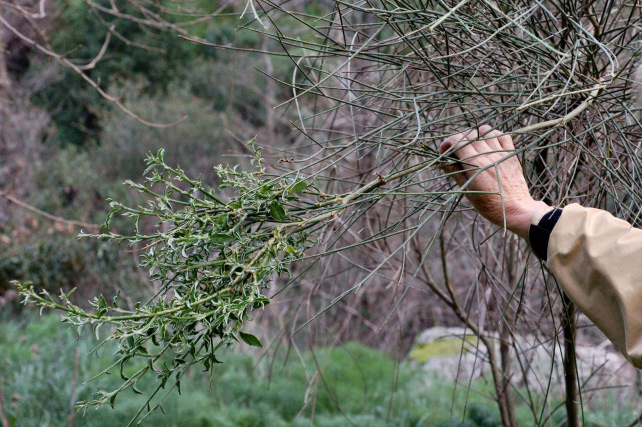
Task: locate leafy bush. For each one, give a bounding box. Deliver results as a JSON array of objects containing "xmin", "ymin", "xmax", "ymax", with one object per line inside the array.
[
  {"xmin": 466, "ymin": 404, "xmax": 502, "ymax": 427},
  {"xmin": 31, "ymin": 0, "xmax": 213, "ymax": 146},
  {"xmin": 28, "ymin": 0, "xmax": 274, "ymax": 147},
  {"xmin": 0, "ymin": 314, "xmax": 502, "ymax": 426},
  {"xmin": 29, "ymin": 146, "xmax": 113, "ymax": 224},
  {"xmin": 2, "ymin": 314, "xmax": 638, "ymax": 426},
  {"xmin": 0, "ymin": 144, "xmax": 146, "ymax": 299},
  {"xmin": 96, "ymin": 80, "xmax": 233, "ymax": 184},
  {"xmin": 0, "ymin": 234, "xmax": 143, "ymax": 302}
]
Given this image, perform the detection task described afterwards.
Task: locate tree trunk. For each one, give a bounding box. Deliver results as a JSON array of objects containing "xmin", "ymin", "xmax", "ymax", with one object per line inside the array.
[
  {"xmin": 561, "ymin": 293, "xmax": 580, "ymax": 427},
  {"xmin": 0, "ymin": 375, "xmax": 9, "ymax": 427},
  {"xmin": 0, "ymin": 23, "xmax": 9, "ymax": 161},
  {"xmin": 261, "ymin": 37, "xmax": 275, "ymax": 146},
  {"xmin": 497, "ymin": 239, "xmax": 518, "ymax": 427},
  {"xmin": 0, "ymin": 25, "xmax": 10, "ymax": 101}
]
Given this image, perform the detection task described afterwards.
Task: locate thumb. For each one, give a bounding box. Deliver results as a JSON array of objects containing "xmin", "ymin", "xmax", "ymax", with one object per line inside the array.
[{"xmin": 439, "ymin": 139, "xmax": 467, "ymax": 187}]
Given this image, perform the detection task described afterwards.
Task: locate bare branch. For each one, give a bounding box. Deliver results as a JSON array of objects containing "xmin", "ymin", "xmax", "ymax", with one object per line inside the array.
[
  {"xmin": 76, "ymin": 25, "xmax": 113, "ymax": 71},
  {"xmin": 0, "ymin": 192, "xmax": 100, "ymax": 231}
]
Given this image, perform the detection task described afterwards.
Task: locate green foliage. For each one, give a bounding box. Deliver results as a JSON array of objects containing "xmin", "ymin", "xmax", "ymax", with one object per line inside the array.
[
  {"xmin": 15, "ymin": 143, "xmax": 319, "ymax": 421},
  {"xmin": 186, "ymin": 60, "xmax": 234, "ymax": 110},
  {"xmin": 30, "ymin": 146, "xmax": 117, "ymax": 224},
  {"xmin": 32, "ymin": 0, "xmax": 230, "ymax": 146},
  {"xmin": 0, "ymin": 314, "xmax": 515, "ymax": 426},
  {"xmin": 239, "ymin": 331, "xmax": 262, "ymax": 347},
  {"xmin": 14, "ymin": 134, "xmax": 463, "ymax": 422},
  {"xmin": 0, "ymin": 143, "xmax": 146, "ymax": 298},
  {"xmin": 0, "ymin": 234, "xmax": 142, "ymax": 299},
  {"xmin": 185, "ymin": 56, "xmax": 292, "ymax": 129},
  {"xmin": 466, "ymin": 404, "xmax": 502, "ymax": 427},
  {"xmin": 97, "ymin": 56, "xmax": 295, "ymax": 179},
  {"xmin": 22, "ymin": 0, "xmax": 296, "ymax": 153},
  {"xmin": 1, "ymin": 314, "xmax": 636, "ymax": 426},
  {"xmin": 97, "ymin": 81, "xmax": 232, "ymax": 183}
]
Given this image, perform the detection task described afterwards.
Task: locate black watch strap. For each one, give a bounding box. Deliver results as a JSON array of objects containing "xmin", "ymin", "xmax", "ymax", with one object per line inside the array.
[{"xmin": 529, "ymin": 208, "xmax": 563, "ymax": 261}]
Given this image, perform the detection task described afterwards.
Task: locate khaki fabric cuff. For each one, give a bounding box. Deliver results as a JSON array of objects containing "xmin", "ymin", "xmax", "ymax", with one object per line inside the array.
[{"xmin": 530, "ymin": 206, "xmax": 555, "ymax": 226}]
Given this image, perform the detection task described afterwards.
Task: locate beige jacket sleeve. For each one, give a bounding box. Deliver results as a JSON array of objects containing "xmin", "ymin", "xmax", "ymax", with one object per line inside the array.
[{"xmin": 547, "ymin": 203, "xmax": 642, "ymax": 369}]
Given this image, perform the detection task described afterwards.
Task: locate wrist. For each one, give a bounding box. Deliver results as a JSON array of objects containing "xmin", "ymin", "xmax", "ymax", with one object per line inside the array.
[
  {"xmin": 528, "ymin": 207, "xmax": 563, "ymax": 260},
  {"xmin": 508, "ymin": 200, "xmax": 550, "ymax": 240}
]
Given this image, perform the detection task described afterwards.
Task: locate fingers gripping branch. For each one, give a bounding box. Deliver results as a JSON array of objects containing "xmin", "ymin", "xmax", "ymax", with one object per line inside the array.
[{"xmin": 439, "ymin": 125, "xmax": 549, "ymax": 240}]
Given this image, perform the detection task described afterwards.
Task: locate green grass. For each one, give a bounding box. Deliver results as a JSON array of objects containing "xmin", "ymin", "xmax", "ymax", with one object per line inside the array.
[{"xmin": 0, "ymin": 313, "xmax": 638, "ymax": 426}]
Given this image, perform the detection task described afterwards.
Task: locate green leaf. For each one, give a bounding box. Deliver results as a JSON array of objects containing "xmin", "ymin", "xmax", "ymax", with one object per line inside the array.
[
  {"xmin": 239, "ymin": 332, "xmax": 263, "ymax": 347},
  {"xmin": 285, "ymin": 245, "xmax": 297, "ymax": 255},
  {"xmin": 120, "ymin": 357, "xmax": 131, "ymax": 381},
  {"xmin": 211, "ymin": 233, "xmax": 234, "ymax": 244},
  {"xmin": 132, "ymin": 383, "xmax": 144, "ymax": 395},
  {"xmin": 260, "ymin": 184, "xmax": 273, "ymax": 194},
  {"xmin": 269, "ymin": 203, "xmax": 286, "ymax": 221},
  {"xmin": 204, "ymin": 353, "xmax": 223, "ymax": 371},
  {"xmin": 288, "ymin": 180, "xmax": 308, "ymax": 193}
]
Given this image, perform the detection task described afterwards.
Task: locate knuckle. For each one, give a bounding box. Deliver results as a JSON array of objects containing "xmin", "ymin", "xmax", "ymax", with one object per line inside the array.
[{"xmin": 445, "ymin": 134, "xmax": 463, "ymax": 147}]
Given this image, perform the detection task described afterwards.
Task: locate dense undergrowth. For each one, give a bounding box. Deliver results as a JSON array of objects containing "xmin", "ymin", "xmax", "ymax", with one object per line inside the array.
[{"xmin": 0, "ymin": 313, "xmax": 638, "ymax": 426}]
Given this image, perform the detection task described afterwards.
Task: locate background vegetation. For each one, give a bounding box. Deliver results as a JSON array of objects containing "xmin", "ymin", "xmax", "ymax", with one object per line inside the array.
[
  {"xmin": 1, "ymin": 314, "xmax": 638, "ymax": 426},
  {"xmin": 0, "ymin": 0, "xmax": 641, "ymax": 425}
]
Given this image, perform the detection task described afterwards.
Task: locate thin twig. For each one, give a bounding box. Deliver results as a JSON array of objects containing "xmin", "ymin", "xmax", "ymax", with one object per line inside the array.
[
  {"xmin": 68, "ymin": 348, "xmax": 80, "ymax": 427},
  {"xmin": 0, "ymin": 192, "xmax": 100, "ymax": 231},
  {"xmin": 626, "ymin": 410, "xmax": 642, "ymax": 427},
  {"xmin": 0, "ymin": 14, "xmax": 185, "ymax": 128},
  {"xmin": 77, "ymin": 25, "xmax": 113, "ymax": 71},
  {"xmin": 0, "ymin": 375, "xmax": 9, "ymax": 427}
]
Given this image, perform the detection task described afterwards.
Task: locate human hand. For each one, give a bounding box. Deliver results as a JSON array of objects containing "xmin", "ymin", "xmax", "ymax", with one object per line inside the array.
[{"xmin": 439, "ymin": 125, "xmax": 549, "ymax": 240}]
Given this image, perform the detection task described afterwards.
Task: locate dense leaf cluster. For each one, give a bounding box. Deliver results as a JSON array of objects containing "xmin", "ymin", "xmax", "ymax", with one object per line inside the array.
[{"xmin": 15, "ymin": 141, "xmax": 317, "ymax": 422}]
